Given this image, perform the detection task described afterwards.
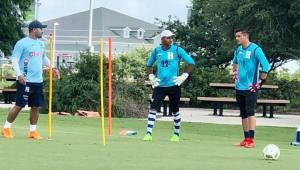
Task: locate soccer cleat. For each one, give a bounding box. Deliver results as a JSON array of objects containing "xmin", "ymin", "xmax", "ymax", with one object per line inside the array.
[
  {"xmin": 233, "ymin": 138, "xmax": 251, "ymax": 147},
  {"xmin": 244, "ymin": 139, "xmax": 255, "ymax": 148},
  {"xmin": 1, "ymin": 128, "xmax": 13, "ymax": 139},
  {"xmin": 170, "ymin": 134, "xmax": 180, "ymax": 142},
  {"xmin": 28, "ymin": 131, "xmax": 43, "ymax": 140},
  {"xmin": 235, "ymin": 138, "xmax": 249, "ymax": 146},
  {"xmin": 143, "ymin": 133, "xmax": 153, "ymax": 141}
]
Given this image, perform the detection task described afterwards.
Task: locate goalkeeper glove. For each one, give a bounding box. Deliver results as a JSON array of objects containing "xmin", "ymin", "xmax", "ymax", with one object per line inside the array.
[
  {"xmin": 149, "ymin": 74, "xmax": 160, "ymax": 88},
  {"xmin": 249, "ymin": 79, "xmax": 265, "ymax": 92},
  {"xmin": 233, "ymin": 70, "xmax": 238, "ymax": 83},
  {"xmin": 173, "ymin": 73, "xmax": 189, "ymax": 86}
]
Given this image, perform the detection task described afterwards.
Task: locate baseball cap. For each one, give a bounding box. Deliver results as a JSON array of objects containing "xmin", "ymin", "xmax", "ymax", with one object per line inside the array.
[
  {"xmin": 28, "ymin": 20, "xmax": 47, "ymax": 31},
  {"xmin": 160, "ymin": 30, "xmax": 174, "ymax": 39}
]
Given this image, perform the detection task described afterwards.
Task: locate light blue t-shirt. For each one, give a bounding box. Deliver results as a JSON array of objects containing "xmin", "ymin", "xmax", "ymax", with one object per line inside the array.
[
  {"xmin": 147, "ymin": 44, "xmax": 195, "ymax": 87},
  {"xmin": 12, "ymin": 37, "xmax": 46, "ymax": 83},
  {"xmin": 233, "ymin": 43, "xmax": 270, "ymax": 90}
]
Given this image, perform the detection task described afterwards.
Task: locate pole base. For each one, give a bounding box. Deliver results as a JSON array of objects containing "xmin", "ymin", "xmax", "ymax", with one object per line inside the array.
[{"xmin": 291, "ymin": 141, "xmax": 300, "ymax": 146}]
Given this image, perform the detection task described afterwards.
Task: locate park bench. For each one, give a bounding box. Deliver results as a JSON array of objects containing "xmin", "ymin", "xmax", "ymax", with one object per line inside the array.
[
  {"xmin": 0, "ymin": 77, "xmax": 16, "ymax": 104},
  {"xmin": 197, "ymin": 83, "xmax": 290, "ymax": 118},
  {"xmin": 197, "ymin": 97, "xmax": 290, "ymax": 118},
  {"xmin": 148, "ymin": 94, "xmax": 190, "ymax": 116},
  {"xmin": 1, "ymin": 88, "xmax": 17, "ymax": 104}
]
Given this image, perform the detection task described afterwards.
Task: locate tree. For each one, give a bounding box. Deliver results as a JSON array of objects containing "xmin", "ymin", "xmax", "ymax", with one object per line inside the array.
[
  {"xmin": 155, "ymin": 3, "xmax": 230, "ymax": 68},
  {"xmin": 0, "ymin": 0, "xmax": 32, "ymax": 56},
  {"xmin": 158, "ymin": 0, "xmax": 300, "ymax": 71},
  {"xmin": 214, "ymin": 0, "xmax": 300, "ymax": 71},
  {"xmin": 293, "ymin": 66, "xmax": 300, "ymax": 81}
]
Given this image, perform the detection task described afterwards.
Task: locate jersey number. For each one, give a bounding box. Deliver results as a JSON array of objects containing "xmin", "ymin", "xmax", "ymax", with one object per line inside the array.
[{"xmin": 162, "ymin": 60, "xmax": 169, "ymax": 67}]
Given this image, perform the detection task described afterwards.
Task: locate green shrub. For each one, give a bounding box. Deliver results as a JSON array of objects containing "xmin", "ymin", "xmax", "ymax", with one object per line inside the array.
[
  {"xmin": 0, "ymin": 64, "xmax": 15, "ymax": 79},
  {"xmin": 42, "ymin": 49, "xmax": 149, "ymax": 118},
  {"xmin": 182, "ymin": 66, "xmax": 232, "ymax": 106}
]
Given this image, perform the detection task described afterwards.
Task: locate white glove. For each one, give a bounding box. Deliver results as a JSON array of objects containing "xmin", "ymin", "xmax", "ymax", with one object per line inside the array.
[
  {"xmin": 149, "ymin": 74, "xmax": 160, "ymax": 88},
  {"xmin": 173, "ymin": 73, "xmax": 189, "ymax": 86}
]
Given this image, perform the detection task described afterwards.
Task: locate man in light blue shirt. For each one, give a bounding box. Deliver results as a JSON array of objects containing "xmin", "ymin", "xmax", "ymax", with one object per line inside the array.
[
  {"xmin": 12, "ymin": 34, "xmax": 46, "ymax": 83},
  {"xmin": 232, "ymin": 29, "xmax": 270, "ymax": 148},
  {"xmin": 2, "ymin": 20, "xmax": 59, "ymax": 140},
  {"xmin": 144, "ymin": 30, "xmax": 195, "ymax": 142}
]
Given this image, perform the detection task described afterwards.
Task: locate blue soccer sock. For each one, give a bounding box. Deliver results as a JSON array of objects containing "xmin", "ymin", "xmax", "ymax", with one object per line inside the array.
[
  {"xmin": 244, "ymin": 131, "xmax": 250, "ymax": 139},
  {"xmin": 146, "ymin": 110, "xmax": 157, "ymax": 135},
  {"xmin": 173, "ymin": 112, "xmax": 181, "ymax": 136},
  {"xmin": 249, "ymin": 130, "xmax": 255, "ymax": 139}
]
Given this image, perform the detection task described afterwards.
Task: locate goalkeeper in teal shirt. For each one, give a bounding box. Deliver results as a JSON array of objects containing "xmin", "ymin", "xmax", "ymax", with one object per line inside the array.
[
  {"xmin": 232, "ymin": 29, "xmax": 270, "ymax": 148},
  {"xmin": 143, "ymin": 30, "xmax": 195, "ymax": 142}
]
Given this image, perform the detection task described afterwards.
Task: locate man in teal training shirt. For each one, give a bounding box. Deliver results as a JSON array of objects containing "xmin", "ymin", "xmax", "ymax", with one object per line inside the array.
[
  {"xmin": 233, "ymin": 29, "xmax": 270, "ymax": 148},
  {"xmin": 144, "ymin": 30, "xmax": 195, "ymax": 142}
]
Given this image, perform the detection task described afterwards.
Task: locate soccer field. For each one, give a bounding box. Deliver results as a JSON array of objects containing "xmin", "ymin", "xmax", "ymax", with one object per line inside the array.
[{"xmin": 0, "ymin": 109, "xmax": 299, "ymax": 170}]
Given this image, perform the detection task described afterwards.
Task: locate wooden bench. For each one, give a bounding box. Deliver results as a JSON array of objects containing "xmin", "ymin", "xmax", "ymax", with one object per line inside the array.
[
  {"xmin": 209, "ymin": 83, "xmax": 279, "ymax": 89},
  {"xmin": 1, "ymin": 89, "xmax": 17, "ymax": 104},
  {"xmin": 148, "ymin": 94, "xmax": 190, "ymax": 116},
  {"xmin": 2, "ymin": 77, "xmax": 16, "ymax": 82},
  {"xmin": 197, "ymin": 97, "xmax": 290, "ymax": 118}
]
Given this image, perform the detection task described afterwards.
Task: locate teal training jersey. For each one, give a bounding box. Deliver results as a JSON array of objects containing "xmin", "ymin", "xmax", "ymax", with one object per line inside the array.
[
  {"xmin": 12, "ymin": 37, "xmax": 46, "ymax": 83},
  {"xmin": 147, "ymin": 44, "xmax": 195, "ymax": 87},
  {"xmin": 233, "ymin": 43, "xmax": 270, "ymax": 90}
]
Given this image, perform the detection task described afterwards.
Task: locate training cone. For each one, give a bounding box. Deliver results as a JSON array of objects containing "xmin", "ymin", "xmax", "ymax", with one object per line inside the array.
[{"xmin": 291, "ymin": 126, "xmax": 300, "ymax": 146}]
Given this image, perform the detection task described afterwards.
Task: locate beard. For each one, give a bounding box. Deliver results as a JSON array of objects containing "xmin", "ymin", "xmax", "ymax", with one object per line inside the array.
[
  {"xmin": 236, "ymin": 41, "xmax": 242, "ymax": 45},
  {"xmin": 37, "ymin": 32, "xmax": 43, "ymax": 38}
]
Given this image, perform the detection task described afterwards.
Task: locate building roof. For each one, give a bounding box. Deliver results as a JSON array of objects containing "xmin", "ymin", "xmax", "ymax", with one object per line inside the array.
[{"xmin": 42, "ymin": 7, "xmax": 162, "ymax": 46}]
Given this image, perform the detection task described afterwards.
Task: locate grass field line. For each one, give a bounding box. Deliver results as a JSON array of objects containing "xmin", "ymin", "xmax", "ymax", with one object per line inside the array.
[
  {"xmin": 10, "ymin": 126, "xmax": 112, "ymax": 136},
  {"xmin": 7, "ymin": 126, "xmax": 143, "ymax": 140},
  {"xmin": 280, "ymin": 148, "xmax": 300, "ymax": 152}
]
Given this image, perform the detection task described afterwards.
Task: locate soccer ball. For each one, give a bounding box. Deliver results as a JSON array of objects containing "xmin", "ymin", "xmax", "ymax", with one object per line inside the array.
[{"xmin": 263, "ymin": 144, "xmax": 280, "ymax": 160}]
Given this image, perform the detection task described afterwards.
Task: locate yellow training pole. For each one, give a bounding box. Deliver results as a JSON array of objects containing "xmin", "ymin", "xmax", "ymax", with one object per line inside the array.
[
  {"xmin": 99, "ymin": 38, "xmax": 106, "ymax": 145},
  {"xmin": 108, "ymin": 37, "xmax": 112, "ymax": 138},
  {"xmin": 48, "ymin": 34, "xmax": 54, "ymax": 140}
]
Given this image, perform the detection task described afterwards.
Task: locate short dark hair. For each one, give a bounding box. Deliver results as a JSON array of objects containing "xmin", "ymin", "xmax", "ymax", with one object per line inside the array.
[
  {"xmin": 235, "ymin": 28, "xmax": 249, "ymax": 36},
  {"xmin": 29, "ymin": 28, "xmax": 35, "ymax": 33},
  {"xmin": 28, "ymin": 20, "xmax": 47, "ymax": 32}
]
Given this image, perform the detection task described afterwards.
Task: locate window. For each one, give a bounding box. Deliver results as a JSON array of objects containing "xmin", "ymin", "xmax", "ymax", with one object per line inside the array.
[
  {"xmin": 137, "ymin": 28, "xmax": 145, "ymax": 39},
  {"xmin": 123, "ymin": 27, "xmax": 131, "ymax": 38}
]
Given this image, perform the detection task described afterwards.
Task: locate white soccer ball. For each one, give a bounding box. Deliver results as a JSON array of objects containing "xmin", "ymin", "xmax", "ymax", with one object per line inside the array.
[{"xmin": 263, "ymin": 144, "xmax": 280, "ymax": 160}]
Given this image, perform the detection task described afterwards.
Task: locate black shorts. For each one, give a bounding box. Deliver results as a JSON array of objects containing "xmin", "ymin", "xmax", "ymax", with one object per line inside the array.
[
  {"xmin": 16, "ymin": 81, "xmax": 44, "ymax": 108},
  {"xmin": 150, "ymin": 86, "xmax": 181, "ymax": 113},
  {"xmin": 236, "ymin": 90, "xmax": 257, "ymax": 119}
]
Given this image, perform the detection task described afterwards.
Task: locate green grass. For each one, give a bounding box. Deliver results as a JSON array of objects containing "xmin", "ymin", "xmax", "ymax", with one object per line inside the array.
[{"xmin": 0, "ymin": 108, "xmax": 299, "ymax": 170}]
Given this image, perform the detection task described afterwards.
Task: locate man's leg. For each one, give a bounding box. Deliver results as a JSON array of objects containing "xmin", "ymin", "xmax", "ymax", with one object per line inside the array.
[
  {"xmin": 236, "ymin": 91, "xmax": 249, "ymax": 146},
  {"xmin": 241, "ymin": 118, "xmax": 249, "ymax": 133},
  {"xmin": 27, "ymin": 83, "xmax": 43, "ymax": 139},
  {"xmin": 248, "ymin": 116, "xmax": 256, "ymax": 138},
  {"xmin": 2, "ymin": 81, "xmax": 26, "ymax": 138},
  {"xmin": 144, "ymin": 87, "xmax": 166, "ymax": 141},
  {"xmin": 244, "ymin": 91, "xmax": 258, "ymax": 148},
  {"xmin": 167, "ymin": 86, "xmax": 181, "ymax": 142},
  {"xmin": 6, "ymin": 106, "xmax": 23, "ymax": 123},
  {"xmin": 2, "ymin": 106, "xmax": 23, "ymax": 138},
  {"xmin": 28, "ymin": 108, "xmax": 43, "ymax": 139},
  {"xmin": 241, "ymin": 117, "xmax": 250, "ymax": 145},
  {"xmin": 29, "ymin": 107, "xmax": 39, "ymax": 129}
]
